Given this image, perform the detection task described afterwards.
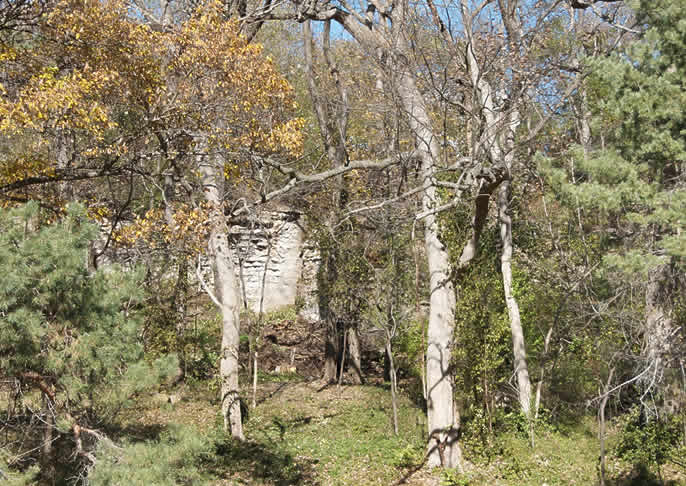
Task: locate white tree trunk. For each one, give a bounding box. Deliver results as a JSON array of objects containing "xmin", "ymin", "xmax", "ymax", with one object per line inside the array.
[
  {"xmin": 301, "ymin": 9, "xmax": 462, "ymax": 468},
  {"xmin": 386, "ymin": 338, "xmax": 399, "ymax": 435},
  {"xmin": 534, "ymin": 326, "xmax": 553, "ymax": 419},
  {"xmin": 199, "ymin": 151, "xmax": 244, "ymax": 440},
  {"xmin": 498, "ymin": 181, "xmax": 532, "ymax": 420},
  {"xmin": 397, "ymin": 69, "xmax": 462, "ymax": 470},
  {"xmin": 347, "ymin": 327, "xmax": 363, "ymax": 384}
]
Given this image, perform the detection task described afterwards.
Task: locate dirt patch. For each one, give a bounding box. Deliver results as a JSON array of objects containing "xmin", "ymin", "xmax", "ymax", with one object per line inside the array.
[{"xmin": 247, "ymin": 317, "xmax": 326, "ymax": 379}]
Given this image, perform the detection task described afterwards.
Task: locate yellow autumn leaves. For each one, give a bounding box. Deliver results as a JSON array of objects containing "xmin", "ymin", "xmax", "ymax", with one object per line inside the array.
[
  {"xmin": 0, "ymin": 0, "xmax": 304, "ymax": 201},
  {"xmin": 113, "ymin": 204, "xmax": 212, "ymax": 255}
]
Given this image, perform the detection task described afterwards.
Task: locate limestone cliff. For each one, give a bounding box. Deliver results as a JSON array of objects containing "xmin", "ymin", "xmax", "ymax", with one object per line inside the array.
[{"xmin": 230, "ymin": 210, "xmax": 320, "ymax": 321}]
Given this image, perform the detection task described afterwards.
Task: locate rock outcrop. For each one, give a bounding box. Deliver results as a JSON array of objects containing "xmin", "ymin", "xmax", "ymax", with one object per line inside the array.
[{"xmin": 229, "ymin": 210, "xmax": 320, "ymax": 321}]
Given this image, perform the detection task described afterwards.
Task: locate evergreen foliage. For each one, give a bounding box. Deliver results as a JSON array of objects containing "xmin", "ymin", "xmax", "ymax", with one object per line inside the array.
[
  {"xmin": 545, "ymin": 0, "xmax": 686, "ymax": 269},
  {"xmin": 88, "ymin": 425, "xmax": 214, "ymax": 486},
  {"xmin": 0, "ymin": 203, "xmax": 176, "ymax": 482},
  {"xmin": 538, "ymin": 0, "xmax": 686, "ymax": 477}
]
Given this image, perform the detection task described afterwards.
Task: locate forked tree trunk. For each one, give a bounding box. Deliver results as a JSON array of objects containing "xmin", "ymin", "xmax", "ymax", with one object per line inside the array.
[
  {"xmin": 347, "ymin": 327, "xmax": 363, "ymax": 384},
  {"xmin": 397, "ymin": 69, "xmax": 461, "ymax": 469},
  {"xmin": 461, "ymin": 0, "xmax": 531, "ymax": 426},
  {"xmin": 199, "ymin": 150, "xmax": 244, "ymax": 440},
  {"xmin": 498, "ymin": 181, "xmax": 532, "ymax": 421}
]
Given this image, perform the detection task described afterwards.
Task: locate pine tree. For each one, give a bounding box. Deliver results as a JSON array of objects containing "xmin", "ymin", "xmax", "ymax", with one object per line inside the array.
[
  {"xmin": 0, "ymin": 202, "xmax": 176, "ymax": 483},
  {"xmin": 549, "ymin": 0, "xmax": 685, "ymax": 267},
  {"xmin": 541, "ymin": 1, "xmax": 685, "ymax": 475}
]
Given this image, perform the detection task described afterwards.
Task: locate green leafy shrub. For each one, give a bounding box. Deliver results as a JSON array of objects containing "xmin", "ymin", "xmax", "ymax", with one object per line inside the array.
[
  {"xmin": 440, "ymin": 468, "xmax": 471, "ymax": 486},
  {"xmin": 182, "ymin": 315, "xmax": 221, "ymax": 381},
  {"xmin": 0, "ymin": 456, "xmax": 38, "ymax": 486},
  {"xmin": 391, "ymin": 443, "xmax": 424, "ymax": 469},
  {"xmin": 615, "ymin": 406, "xmax": 682, "ymax": 474}
]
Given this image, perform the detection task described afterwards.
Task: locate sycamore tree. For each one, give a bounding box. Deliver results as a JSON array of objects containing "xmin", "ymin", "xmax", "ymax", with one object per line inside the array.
[{"xmin": 252, "ymin": 0, "xmax": 600, "ymax": 465}]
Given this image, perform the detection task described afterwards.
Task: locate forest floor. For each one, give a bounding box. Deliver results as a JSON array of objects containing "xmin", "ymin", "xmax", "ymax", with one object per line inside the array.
[{"xmin": 121, "ymin": 376, "xmax": 686, "ymax": 486}]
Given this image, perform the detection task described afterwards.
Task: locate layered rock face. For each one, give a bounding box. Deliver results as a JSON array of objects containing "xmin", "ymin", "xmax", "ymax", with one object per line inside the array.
[
  {"xmin": 96, "ymin": 209, "xmax": 320, "ymax": 321},
  {"xmin": 230, "ymin": 210, "xmax": 320, "ymax": 321}
]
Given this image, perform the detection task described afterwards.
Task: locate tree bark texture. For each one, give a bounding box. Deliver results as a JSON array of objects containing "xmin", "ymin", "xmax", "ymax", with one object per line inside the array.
[
  {"xmin": 644, "ymin": 265, "xmax": 674, "ymax": 395},
  {"xmin": 396, "ymin": 69, "xmax": 462, "ymax": 469},
  {"xmin": 347, "ymin": 326, "xmax": 363, "ymax": 384},
  {"xmin": 386, "ymin": 339, "xmax": 399, "ymax": 435},
  {"xmin": 323, "ymin": 318, "xmax": 339, "ymax": 383},
  {"xmin": 40, "ymin": 395, "xmax": 55, "ymax": 484},
  {"xmin": 199, "ymin": 150, "xmax": 244, "ymax": 440},
  {"xmin": 499, "ymin": 181, "xmax": 532, "ymax": 419},
  {"xmin": 338, "ymin": 325, "xmax": 347, "ymax": 388}
]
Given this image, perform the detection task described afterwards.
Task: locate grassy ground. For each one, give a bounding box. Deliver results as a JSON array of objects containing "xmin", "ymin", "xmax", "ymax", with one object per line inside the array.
[
  {"xmin": 112, "ymin": 378, "xmax": 685, "ymax": 486},
  {"xmin": 122, "ymin": 380, "xmax": 429, "ymax": 485}
]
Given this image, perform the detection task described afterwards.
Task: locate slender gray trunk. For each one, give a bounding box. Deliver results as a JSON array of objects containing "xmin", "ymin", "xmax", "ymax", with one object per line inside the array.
[
  {"xmin": 338, "ymin": 326, "xmax": 348, "ymax": 388},
  {"xmin": 199, "ymin": 149, "xmax": 244, "ymax": 440},
  {"xmin": 599, "ymin": 368, "xmax": 614, "ymax": 486},
  {"xmin": 386, "ymin": 339, "xmax": 399, "ymax": 435},
  {"xmin": 347, "ymin": 327, "xmax": 363, "ymax": 384},
  {"xmin": 163, "ymin": 170, "xmax": 188, "ymax": 384},
  {"xmin": 56, "ymin": 131, "xmax": 73, "ymax": 202},
  {"xmin": 303, "ymin": 20, "xmax": 349, "ymax": 385},
  {"xmin": 579, "ymin": 87, "xmax": 592, "ymax": 158},
  {"xmin": 534, "ymin": 326, "xmax": 553, "ymax": 419},
  {"xmin": 40, "ymin": 395, "xmax": 55, "ymax": 484},
  {"xmin": 252, "ymin": 350, "xmax": 258, "ymax": 409},
  {"xmin": 498, "ymin": 181, "xmax": 532, "ymax": 420},
  {"xmin": 323, "ymin": 318, "xmax": 339, "ymax": 383}
]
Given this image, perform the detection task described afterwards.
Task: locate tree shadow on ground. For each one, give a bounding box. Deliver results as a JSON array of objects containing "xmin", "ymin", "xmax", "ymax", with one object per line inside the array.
[
  {"xmin": 209, "ymin": 437, "xmax": 320, "ymax": 486},
  {"xmin": 268, "ymin": 413, "xmax": 340, "ymax": 440},
  {"xmin": 371, "ymin": 378, "xmax": 427, "ymax": 413},
  {"xmin": 255, "ymin": 382, "xmax": 291, "ymax": 406},
  {"xmin": 108, "ymin": 422, "xmax": 166, "ymax": 442},
  {"xmin": 608, "ymin": 464, "xmax": 681, "ymax": 486}
]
